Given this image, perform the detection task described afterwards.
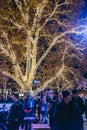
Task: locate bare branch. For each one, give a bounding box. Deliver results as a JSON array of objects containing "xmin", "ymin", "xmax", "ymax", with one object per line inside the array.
[
  {"xmin": 0, "ymin": 13, "xmax": 25, "ymax": 30},
  {"xmin": 2, "ymin": 71, "xmax": 24, "ymax": 90},
  {"xmin": 35, "ymin": 48, "xmax": 68, "ymax": 94},
  {"xmin": 35, "ymin": 64, "xmax": 65, "ymax": 95},
  {"xmin": 39, "ymin": 34, "xmax": 53, "ymax": 39},
  {"xmin": 35, "ymin": 0, "xmax": 48, "ymax": 19},
  {"xmin": 35, "ymin": 31, "xmax": 86, "ymax": 94},
  {"xmin": 55, "ymin": 10, "xmax": 70, "ymax": 16},
  {"xmin": 39, "ymin": 0, "xmax": 71, "ymax": 30},
  {"xmin": 10, "ymin": 19, "xmax": 25, "ymax": 30},
  {"xmin": 31, "ymin": 0, "xmax": 47, "ymax": 32},
  {"xmin": 14, "ymin": 0, "xmax": 25, "ymax": 20},
  {"xmin": 0, "ymin": 45, "xmax": 10, "ymax": 56},
  {"xmin": 0, "ymin": 31, "xmax": 11, "ymax": 49},
  {"xmin": 62, "ymin": 39, "xmax": 84, "ymax": 56},
  {"xmin": 36, "ymin": 26, "xmax": 87, "ymax": 70},
  {"xmin": 47, "ymin": 17, "xmax": 69, "ymax": 27},
  {"xmin": 57, "ymin": 0, "xmax": 71, "ymax": 7},
  {"xmin": 2, "ymin": 71, "xmax": 16, "ymax": 83},
  {"xmin": 79, "ymin": 38, "xmax": 87, "ymax": 44},
  {"xmin": 0, "ymin": 31, "xmax": 24, "ymax": 79},
  {"xmin": 0, "ymin": 14, "xmax": 8, "ymax": 21}
]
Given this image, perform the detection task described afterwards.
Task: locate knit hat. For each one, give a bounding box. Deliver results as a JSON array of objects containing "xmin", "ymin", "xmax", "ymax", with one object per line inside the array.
[
  {"xmin": 62, "ymin": 90, "xmax": 70, "ymax": 98},
  {"xmin": 72, "ymin": 89, "xmax": 78, "ymax": 94}
]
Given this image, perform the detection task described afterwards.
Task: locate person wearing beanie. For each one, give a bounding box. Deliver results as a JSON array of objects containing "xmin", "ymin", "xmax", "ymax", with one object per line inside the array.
[
  {"xmin": 53, "ymin": 89, "xmax": 83, "ymax": 130},
  {"xmin": 72, "ymin": 88, "xmax": 84, "ymax": 130},
  {"xmin": 72, "ymin": 88, "xmax": 84, "ymax": 114},
  {"xmin": 72, "ymin": 88, "xmax": 78, "ymax": 95},
  {"xmin": 62, "ymin": 90, "xmax": 70, "ymax": 98},
  {"xmin": 62, "ymin": 90, "xmax": 71, "ymax": 104}
]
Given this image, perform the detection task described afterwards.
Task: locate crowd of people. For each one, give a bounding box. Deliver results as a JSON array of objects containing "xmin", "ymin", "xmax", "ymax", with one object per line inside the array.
[{"xmin": 0, "ymin": 88, "xmax": 87, "ymax": 130}]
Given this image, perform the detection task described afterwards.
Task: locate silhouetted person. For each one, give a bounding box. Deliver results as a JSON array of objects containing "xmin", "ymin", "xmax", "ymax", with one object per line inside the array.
[
  {"xmin": 53, "ymin": 90, "xmax": 83, "ymax": 130},
  {"xmin": 72, "ymin": 89, "xmax": 84, "ymax": 115},
  {"xmin": 48, "ymin": 91, "xmax": 59, "ymax": 130},
  {"xmin": 7, "ymin": 93, "xmax": 24, "ymax": 130}
]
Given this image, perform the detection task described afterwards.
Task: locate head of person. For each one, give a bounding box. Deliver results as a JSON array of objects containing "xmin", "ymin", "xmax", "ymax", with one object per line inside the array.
[
  {"xmin": 72, "ymin": 88, "xmax": 78, "ymax": 97},
  {"xmin": 62, "ymin": 90, "xmax": 71, "ymax": 104},
  {"xmin": 12, "ymin": 93, "xmax": 19, "ymax": 102},
  {"xmin": 48, "ymin": 90, "xmax": 54, "ymax": 99},
  {"xmin": 53, "ymin": 91, "xmax": 58, "ymax": 99},
  {"xmin": 2, "ymin": 104, "xmax": 7, "ymax": 110},
  {"xmin": 58, "ymin": 92, "xmax": 63, "ymax": 101}
]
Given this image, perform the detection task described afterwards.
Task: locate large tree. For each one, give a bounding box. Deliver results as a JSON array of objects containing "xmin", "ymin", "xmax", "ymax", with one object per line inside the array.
[{"xmin": 0, "ymin": 0, "xmax": 87, "ymax": 95}]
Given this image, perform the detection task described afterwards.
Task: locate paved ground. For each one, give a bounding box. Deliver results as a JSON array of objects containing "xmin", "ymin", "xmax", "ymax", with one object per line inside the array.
[{"xmin": 31, "ymin": 120, "xmax": 87, "ymax": 130}]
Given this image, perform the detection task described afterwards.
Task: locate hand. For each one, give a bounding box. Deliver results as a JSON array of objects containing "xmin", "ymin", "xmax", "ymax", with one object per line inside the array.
[
  {"xmin": 15, "ymin": 118, "xmax": 18, "ymax": 122},
  {"xmin": 6, "ymin": 121, "xmax": 9, "ymax": 125}
]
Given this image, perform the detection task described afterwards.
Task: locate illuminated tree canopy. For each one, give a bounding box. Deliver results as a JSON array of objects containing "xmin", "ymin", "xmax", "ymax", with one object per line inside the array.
[{"xmin": 0, "ymin": 0, "xmax": 87, "ymax": 95}]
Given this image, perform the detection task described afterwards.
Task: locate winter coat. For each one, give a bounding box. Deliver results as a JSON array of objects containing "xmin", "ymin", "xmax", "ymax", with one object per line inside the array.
[
  {"xmin": 53, "ymin": 100, "xmax": 83, "ymax": 130},
  {"xmin": 8, "ymin": 100, "xmax": 24, "ymax": 125}
]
